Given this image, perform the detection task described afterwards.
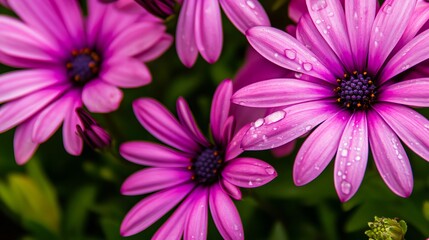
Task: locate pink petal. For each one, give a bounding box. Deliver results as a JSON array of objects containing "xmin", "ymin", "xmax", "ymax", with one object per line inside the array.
[
  {"xmin": 289, "ymin": 0, "xmax": 308, "ymax": 22},
  {"xmin": 8, "ymin": 0, "xmax": 76, "ymax": 49},
  {"xmin": 120, "ymin": 183, "xmax": 194, "ymax": 237},
  {"xmin": 367, "ymin": 0, "xmax": 417, "ymax": 75},
  {"xmin": 241, "ymin": 100, "xmax": 339, "ymax": 150},
  {"xmin": 222, "ymin": 157, "xmax": 277, "ymax": 188},
  {"xmin": 395, "ymin": 0, "xmax": 429, "ymax": 50},
  {"xmin": 0, "ymin": 16, "xmax": 61, "ymax": 66},
  {"xmin": 210, "ymin": 80, "xmax": 233, "ymax": 145},
  {"xmin": 86, "ymin": 0, "xmax": 108, "ymax": 46},
  {"xmin": 133, "ymin": 98, "xmax": 200, "ymax": 153},
  {"xmin": 296, "ymin": 14, "xmax": 344, "ymax": 78},
  {"xmin": 334, "ymin": 111, "xmax": 369, "ymax": 202},
  {"xmin": 176, "ymin": 97, "xmax": 210, "ymax": 146},
  {"xmin": 136, "ymin": 34, "xmax": 173, "ymax": 62},
  {"xmin": 176, "ymin": 0, "xmax": 198, "ymax": 67},
  {"xmin": 14, "ymin": 118, "xmax": 39, "ymax": 165},
  {"xmin": 194, "ymin": 0, "xmax": 223, "ymax": 63},
  {"xmin": 220, "ymin": 178, "xmax": 242, "ymax": 200},
  {"xmin": 120, "ymin": 141, "xmax": 192, "ymax": 167},
  {"xmin": 32, "ymin": 90, "xmax": 76, "ymax": 143},
  {"xmin": 374, "ymin": 103, "xmax": 429, "ymax": 162},
  {"xmin": 345, "ymin": 0, "xmax": 376, "ymax": 70},
  {"xmin": 152, "ymin": 193, "xmax": 193, "ymax": 240},
  {"xmin": 246, "ymin": 26, "xmax": 335, "ymax": 82},
  {"xmin": 48, "ymin": 0, "xmax": 85, "ymax": 49},
  {"xmin": 306, "ymin": 0, "xmax": 354, "ymax": 71},
  {"xmin": 367, "ymin": 109, "xmax": 413, "ymax": 198},
  {"xmin": 232, "ymin": 78, "xmax": 332, "ymax": 108},
  {"xmin": 0, "ymin": 85, "xmax": 68, "ymax": 133},
  {"xmin": 225, "ymin": 123, "xmax": 249, "ymax": 161},
  {"xmin": 105, "ymin": 21, "xmax": 166, "ymax": 57},
  {"xmin": 0, "ymin": 69, "xmax": 64, "ymax": 103},
  {"xmin": 294, "ymin": 110, "xmax": 349, "ymax": 186},
  {"xmin": 380, "ymin": 29, "xmax": 429, "ymax": 83},
  {"xmin": 121, "ymin": 168, "xmax": 192, "ymax": 195},
  {"xmin": 101, "ymin": 57, "xmax": 152, "ymax": 88},
  {"xmin": 378, "ymin": 78, "xmax": 429, "ymax": 107},
  {"xmin": 220, "ymin": 116, "xmax": 235, "ymax": 147},
  {"xmin": 82, "ymin": 79, "xmax": 123, "ymax": 113},
  {"xmin": 271, "ymin": 140, "xmax": 296, "ymax": 157},
  {"xmin": 219, "ymin": 0, "xmax": 270, "ymax": 33},
  {"xmin": 185, "ymin": 187, "xmax": 209, "ymax": 240},
  {"xmin": 209, "ymin": 184, "xmax": 244, "ymax": 240},
  {"xmin": 63, "ymin": 96, "xmax": 83, "ymax": 156}
]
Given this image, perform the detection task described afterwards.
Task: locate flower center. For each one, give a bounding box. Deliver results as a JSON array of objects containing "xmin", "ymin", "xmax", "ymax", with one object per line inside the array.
[
  {"xmin": 66, "ymin": 48, "xmax": 101, "ymax": 86},
  {"xmin": 189, "ymin": 147, "xmax": 223, "ymax": 185},
  {"xmin": 334, "ymin": 71, "xmax": 377, "ymax": 110}
]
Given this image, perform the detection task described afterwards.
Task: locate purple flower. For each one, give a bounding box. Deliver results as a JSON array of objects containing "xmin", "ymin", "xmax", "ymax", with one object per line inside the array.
[
  {"xmin": 233, "ymin": 0, "xmax": 429, "ymax": 201},
  {"xmin": 176, "ymin": 0, "xmax": 270, "ymax": 67},
  {"xmin": 0, "ymin": 0, "xmax": 172, "ymax": 164},
  {"xmin": 120, "ymin": 80, "xmax": 277, "ymax": 238},
  {"xmin": 76, "ymin": 108, "xmax": 112, "ymax": 151}
]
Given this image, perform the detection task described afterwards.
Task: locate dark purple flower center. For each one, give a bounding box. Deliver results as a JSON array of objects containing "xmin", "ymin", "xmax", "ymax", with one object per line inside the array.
[
  {"xmin": 67, "ymin": 48, "xmax": 101, "ymax": 86},
  {"xmin": 335, "ymin": 71, "xmax": 377, "ymax": 110},
  {"xmin": 190, "ymin": 147, "xmax": 223, "ymax": 185}
]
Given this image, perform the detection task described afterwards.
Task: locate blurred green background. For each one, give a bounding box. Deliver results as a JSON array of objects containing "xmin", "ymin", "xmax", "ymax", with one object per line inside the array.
[{"xmin": 0, "ymin": 0, "xmax": 428, "ymax": 239}]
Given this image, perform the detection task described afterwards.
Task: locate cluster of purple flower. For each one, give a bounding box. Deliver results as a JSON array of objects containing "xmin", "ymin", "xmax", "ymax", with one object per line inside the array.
[{"xmin": 0, "ymin": 0, "xmax": 428, "ymax": 238}]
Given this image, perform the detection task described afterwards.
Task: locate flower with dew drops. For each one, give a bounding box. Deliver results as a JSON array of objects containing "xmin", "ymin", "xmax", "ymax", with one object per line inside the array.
[
  {"xmin": 233, "ymin": 0, "xmax": 429, "ymax": 201},
  {"xmin": 120, "ymin": 79, "xmax": 277, "ymax": 239},
  {"xmin": 0, "ymin": 0, "xmax": 172, "ymax": 164}
]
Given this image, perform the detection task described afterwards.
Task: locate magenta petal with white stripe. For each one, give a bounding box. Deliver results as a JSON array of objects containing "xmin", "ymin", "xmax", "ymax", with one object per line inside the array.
[
  {"xmin": 334, "ymin": 111, "xmax": 369, "ymax": 202},
  {"xmin": 378, "ymin": 78, "xmax": 429, "ymax": 107},
  {"xmin": 368, "ymin": 110, "xmax": 413, "ymax": 198},
  {"xmin": 14, "ymin": 118, "xmax": 39, "ymax": 165},
  {"xmin": 219, "ymin": 0, "xmax": 270, "ymax": 33},
  {"xmin": 209, "ymin": 184, "xmax": 244, "ymax": 240},
  {"xmin": 210, "ymin": 79, "xmax": 233, "ymax": 145},
  {"xmin": 184, "ymin": 187, "xmax": 209, "ymax": 240}
]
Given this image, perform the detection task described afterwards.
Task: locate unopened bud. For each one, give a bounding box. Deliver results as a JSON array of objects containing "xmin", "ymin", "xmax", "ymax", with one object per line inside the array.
[
  {"xmin": 365, "ymin": 216, "xmax": 407, "ymax": 240},
  {"xmin": 76, "ymin": 108, "xmax": 112, "ymax": 151},
  {"xmin": 135, "ymin": 0, "xmax": 177, "ymax": 19}
]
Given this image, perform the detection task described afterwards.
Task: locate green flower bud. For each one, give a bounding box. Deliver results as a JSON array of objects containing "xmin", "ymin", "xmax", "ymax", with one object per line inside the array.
[{"xmin": 365, "ymin": 216, "xmax": 407, "ymax": 240}]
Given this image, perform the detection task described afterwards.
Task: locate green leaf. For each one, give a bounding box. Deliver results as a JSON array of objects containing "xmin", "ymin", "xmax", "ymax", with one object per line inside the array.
[{"xmin": 268, "ymin": 221, "xmax": 289, "ymax": 240}]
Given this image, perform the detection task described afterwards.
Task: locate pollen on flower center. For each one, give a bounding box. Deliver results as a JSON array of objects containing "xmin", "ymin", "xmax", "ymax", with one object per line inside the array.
[
  {"xmin": 66, "ymin": 48, "xmax": 101, "ymax": 85},
  {"xmin": 189, "ymin": 147, "xmax": 224, "ymax": 184},
  {"xmin": 334, "ymin": 71, "xmax": 377, "ymax": 110}
]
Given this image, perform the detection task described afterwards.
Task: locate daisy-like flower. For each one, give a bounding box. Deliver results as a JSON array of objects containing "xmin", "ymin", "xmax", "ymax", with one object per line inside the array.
[
  {"xmin": 0, "ymin": 0, "xmax": 172, "ymax": 164},
  {"xmin": 233, "ymin": 0, "xmax": 429, "ymax": 201},
  {"xmin": 120, "ymin": 80, "xmax": 277, "ymax": 239},
  {"xmin": 174, "ymin": 0, "xmax": 270, "ymax": 67}
]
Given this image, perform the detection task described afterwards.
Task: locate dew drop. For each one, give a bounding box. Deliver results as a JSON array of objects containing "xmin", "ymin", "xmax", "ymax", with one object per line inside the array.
[
  {"xmin": 310, "ymin": 0, "xmax": 327, "ymax": 11},
  {"xmin": 383, "ymin": 4, "xmax": 393, "ymax": 14},
  {"xmin": 248, "ymin": 180, "xmax": 254, "ymax": 186},
  {"xmin": 254, "ymin": 118, "xmax": 264, "ymax": 127},
  {"xmin": 246, "ymin": 0, "xmax": 256, "ymax": 9},
  {"xmin": 315, "ymin": 19, "xmax": 322, "ymax": 24},
  {"xmin": 305, "ymin": 125, "xmax": 312, "ymax": 131},
  {"xmin": 265, "ymin": 110, "xmax": 286, "ymax": 124},
  {"xmin": 327, "ymin": 11, "xmax": 334, "ymax": 17},
  {"xmin": 265, "ymin": 167, "xmax": 275, "ymax": 175},
  {"xmin": 355, "ymin": 156, "xmax": 361, "ymax": 161},
  {"xmin": 341, "ymin": 149, "xmax": 348, "ymax": 157},
  {"xmin": 295, "ymin": 72, "xmax": 303, "ymax": 79},
  {"xmin": 274, "ymin": 52, "xmax": 279, "ymax": 58},
  {"xmin": 303, "ymin": 62, "xmax": 313, "ymax": 71},
  {"xmin": 284, "ymin": 49, "xmax": 297, "ymax": 60},
  {"xmin": 337, "ymin": 171, "xmax": 342, "ymax": 176},
  {"xmin": 341, "ymin": 181, "xmax": 351, "ymax": 194}
]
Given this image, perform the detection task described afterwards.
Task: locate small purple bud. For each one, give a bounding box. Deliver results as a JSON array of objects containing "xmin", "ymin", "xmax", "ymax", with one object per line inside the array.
[
  {"xmin": 76, "ymin": 108, "xmax": 112, "ymax": 151},
  {"xmin": 134, "ymin": 0, "xmax": 177, "ymax": 19}
]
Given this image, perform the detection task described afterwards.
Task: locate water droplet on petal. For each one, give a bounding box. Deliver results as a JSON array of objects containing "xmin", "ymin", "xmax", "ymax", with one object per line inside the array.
[
  {"xmin": 310, "ymin": 0, "xmax": 327, "ymax": 11},
  {"xmin": 254, "ymin": 118, "xmax": 264, "ymax": 128},
  {"xmin": 248, "ymin": 180, "xmax": 254, "ymax": 186},
  {"xmin": 327, "ymin": 11, "xmax": 334, "ymax": 17},
  {"xmin": 265, "ymin": 110, "xmax": 286, "ymax": 124},
  {"xmin": 341, "ymin": 149, "xmax": 348, "ymax": 157},
  {"xmin": 303, "ymin": 62, "xmax": 313, "ymax": 71},
  {"xmin": 355, "ymin": 156, "xmax": 361, "ymax": 161},
  {"xmin": 246, "ymin": 0, "xmax": 255, "ymax": 8},
  {"xmin": 265, "ymin": 167, "xmax": 275, "ymax": 175},
  {"xmin": 341, "ymin": 181, "xmax": 351, "ymax": 195},
  {"xmin": 284, "ymin": 49, "xmax": 297, "ymax": 60},
  {"xmin": 295, "ymin": 72, "xmax": 303, "ymax": 79},
  {"xmin": 315, "ymin": 19, "xmax": 322, "ymax": 24},
  {"xmin": 383, "ymin": 4, "xmax": 393, "ymax": 14}
]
